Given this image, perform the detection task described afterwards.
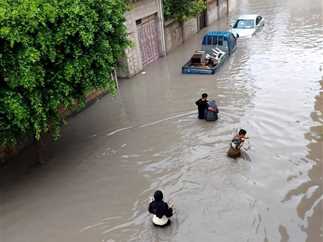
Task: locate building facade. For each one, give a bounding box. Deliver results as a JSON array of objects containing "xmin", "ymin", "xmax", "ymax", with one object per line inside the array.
[{"xmin": 118, "ymin": 0, "xmax": 165, "ymax": 78}]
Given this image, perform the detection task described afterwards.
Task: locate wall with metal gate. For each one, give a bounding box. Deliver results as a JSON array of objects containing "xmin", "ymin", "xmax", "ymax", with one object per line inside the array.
[
  {"xmin": 118, "ymin": 0, "xmax": 165, "ymax": 78},
  {"xmin": 137, "ymin": 14, "xmax": 160, "ymax": 66}
]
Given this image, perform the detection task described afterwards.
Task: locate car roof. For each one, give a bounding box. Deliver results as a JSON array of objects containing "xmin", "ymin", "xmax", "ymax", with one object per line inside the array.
[
  {"xmin": 237, "ymin": 14, "xmax": 259, "ymax": 20},
  {"xmin": 204, "ymin": 31, "xmax": 233, "ymax": 38},
  {"xmin": 202, "ymin": 32, "xmax": 234, "ymax": 45}
]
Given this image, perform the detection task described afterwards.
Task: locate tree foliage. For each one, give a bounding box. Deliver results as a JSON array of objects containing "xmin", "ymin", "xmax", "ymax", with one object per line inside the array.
[
  {"xmin": 163, "ymin": 0, "xmax": 206, "ymax": 21},
  {"xmin": 0, "ymin": 0, "xmax": 129, "ymax": 146}
]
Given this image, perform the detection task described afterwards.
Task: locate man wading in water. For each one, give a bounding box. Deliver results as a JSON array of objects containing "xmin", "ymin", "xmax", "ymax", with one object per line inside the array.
[
  {"xmin": 148, "ymin": 190, "xmax": 173, "ymax": 227},
  {"xmin": 195, "ymin": 93, "xmax": 208, "ymax": 119}
]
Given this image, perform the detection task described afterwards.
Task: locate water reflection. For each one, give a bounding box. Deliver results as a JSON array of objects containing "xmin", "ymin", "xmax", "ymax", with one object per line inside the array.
[{"xmin": 283, "ymin": 79, "xmax": 323, "ymax": 242}]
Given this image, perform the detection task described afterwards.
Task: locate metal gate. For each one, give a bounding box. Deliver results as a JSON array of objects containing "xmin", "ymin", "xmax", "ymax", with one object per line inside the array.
[{"xmin": 137, "ymin": 14, "xmax": 160, "ymax": 66}]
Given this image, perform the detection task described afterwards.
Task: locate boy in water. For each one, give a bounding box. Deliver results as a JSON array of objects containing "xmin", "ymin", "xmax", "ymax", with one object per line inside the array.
[
  {"xmin": 148, "ymin": 190, "xmax": 173, "ymax": 227},
  {"xmin": 195, "ymin": 93, "xmax": 208, "ymax": 119},
  {"xmin": 231, "ymin": 129, "xmax": 247, "ymax": 149},
  {"xmin": 227, "ymin": 129, "xmax": 248, "ymax": 158}
]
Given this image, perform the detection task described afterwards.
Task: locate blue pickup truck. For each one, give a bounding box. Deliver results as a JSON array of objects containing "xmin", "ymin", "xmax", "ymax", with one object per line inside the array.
[{"xmin": 182, "ymin": 31, "xmax": 237, "ymax": 75}]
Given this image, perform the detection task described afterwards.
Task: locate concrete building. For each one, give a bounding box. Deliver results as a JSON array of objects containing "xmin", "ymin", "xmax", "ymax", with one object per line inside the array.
[{"xmin": 118, "ymin": 0, "xmax": 165, "ymax": 78}]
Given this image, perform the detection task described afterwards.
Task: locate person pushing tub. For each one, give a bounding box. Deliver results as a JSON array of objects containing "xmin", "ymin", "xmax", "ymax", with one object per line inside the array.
[
  {"xmin": 195, "ymin": 93, "xmax": 208, "ymax": 119},
  {"xmin": 195, "ymin": 93, "xmax": 219, "ymax": 121},
  {"xmin": 227, "ymin": 129, "xmax": 248, "ymax": 158}
]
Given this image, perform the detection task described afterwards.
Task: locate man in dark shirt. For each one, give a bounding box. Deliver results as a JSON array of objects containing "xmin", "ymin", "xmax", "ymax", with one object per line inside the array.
[
  {"xmin": 148, "ymin": 190, "xmax": 173, "ymax": 227},
  {"xmin": 195, "ymin": 93, "xmax": 208, "ymax": 119}
]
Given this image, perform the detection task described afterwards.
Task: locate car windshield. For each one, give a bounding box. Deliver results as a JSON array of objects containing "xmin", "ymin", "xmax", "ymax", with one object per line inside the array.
[{"xmin": 233, "ymin": 19, "xmax": 255, "ymax": 29}]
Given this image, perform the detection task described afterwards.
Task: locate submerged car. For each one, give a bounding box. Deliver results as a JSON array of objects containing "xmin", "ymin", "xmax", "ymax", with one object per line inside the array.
[
  {"xmin": 230, "ymin": 14, "xmax": 264, "ymax": 37},
  {"xmin": 182, "ymin": 32, "xmax": 237, "ymax": 75}
]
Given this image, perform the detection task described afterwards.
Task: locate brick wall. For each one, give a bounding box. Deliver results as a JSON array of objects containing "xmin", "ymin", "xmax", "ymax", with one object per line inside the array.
[
  {"xmin": 228, "ymin": 0, "xmax": 237, "ymax": 14},
  {"xmin": 207, "ymin": 0, "xmax": 229, "ymax": 24},
  {"xmin": 164, "ymin": 20, "xmax": 183, "ymax": 53},
  {"xmin": 164, "ymin": 17, "xmax": 199, "ymax": 53},
  {"xmin": 218, "ymin": 0, "xmax": 228, "ymax": 19},
  {"xmin": 183, "ymin": 18, "xmax": 199, "ymax": 41},
  {"xmin": 207, "ymin": 1, "xmax": 219, "ymax": 24}
]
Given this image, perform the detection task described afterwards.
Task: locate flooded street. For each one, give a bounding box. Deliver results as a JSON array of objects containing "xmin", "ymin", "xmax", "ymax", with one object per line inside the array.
[{"xmin": 1, "ymin": 0, "xmax": 323, "ymax": 241}]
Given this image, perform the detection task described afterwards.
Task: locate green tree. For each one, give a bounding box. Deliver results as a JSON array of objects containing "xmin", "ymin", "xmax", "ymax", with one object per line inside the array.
[
  {"xmin": 0, "ymin": 0, "xmax": 129, "ymax": 146},
  {"xmin": 163, "ymin": 0, "xmax": 206, "ymax": 21}
]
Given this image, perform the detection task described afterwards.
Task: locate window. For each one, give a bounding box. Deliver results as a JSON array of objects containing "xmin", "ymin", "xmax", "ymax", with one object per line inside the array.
[
  {"xmin": 205, "ymin": 36, "xmax": 218, "ymax": 45},
  {"xmin": 218, "ymin": 36, "xmax": 223, "ymax": 46},
  {"xmin": 207, "ymin": 37, "xmax": 213, "ymax": 45},
  {"xmin": 233, "ymin": 19, "xmax": 255, "ymax": 29},
  {"xmin": 212, "ymin": 36, "xmax": 218, "ymax": 45}
]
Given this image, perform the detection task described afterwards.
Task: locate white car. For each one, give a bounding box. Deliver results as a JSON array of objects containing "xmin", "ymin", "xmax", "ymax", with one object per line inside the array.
[{"xmin": 230, "ymin": 15, "xmax": 264, "ymax": 37}]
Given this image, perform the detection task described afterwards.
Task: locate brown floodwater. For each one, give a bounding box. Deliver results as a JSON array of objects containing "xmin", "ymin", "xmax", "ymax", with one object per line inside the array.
[{"xmin": 1, "ymin": 0, "xmax": 323, "ymax": 241}]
